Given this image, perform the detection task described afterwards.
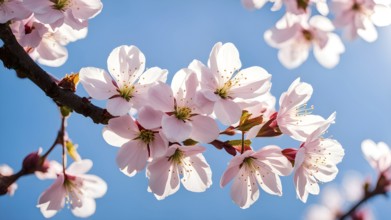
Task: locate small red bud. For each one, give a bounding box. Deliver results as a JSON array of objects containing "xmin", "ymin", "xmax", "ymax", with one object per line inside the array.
[{"xmin": 22, "ymin": 149, "xmax": 50, "ymax": 174}]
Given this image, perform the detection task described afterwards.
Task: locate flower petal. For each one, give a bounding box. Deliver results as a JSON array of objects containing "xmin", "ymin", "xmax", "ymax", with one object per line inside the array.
[
  {"xmin": 162, "ymin": 115, "xmax": 192, "ymax": 142},
  {"xmin": 190, "ymin": 115, "xmax": 219, "ymax": 143},
  {"xmin": 79, "ymin": 67, "xmax": 117, "ymax": 100},
  {"xmin": 214, "ymin": 99, "xmax": 241, "ymax": 125},
  {"xmin": 102, "ymin": 115, "xmax": 139, "ymax": 147}
]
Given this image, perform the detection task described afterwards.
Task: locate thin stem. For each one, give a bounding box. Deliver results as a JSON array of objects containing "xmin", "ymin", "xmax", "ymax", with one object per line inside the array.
[
  {"xmin": 41, "ymin": 133, "xmax": 60, "ymax": 159},
  {"xmin": 240, "ymin": 131, "xmax": 245, "ymax": 154},
  {"xmin": 60, "ymin": 116, "xmax": 67, "ymax": 175},
  {"xmin": 338, "ymin": 175, "xmax": 388, "ymax": 220}
]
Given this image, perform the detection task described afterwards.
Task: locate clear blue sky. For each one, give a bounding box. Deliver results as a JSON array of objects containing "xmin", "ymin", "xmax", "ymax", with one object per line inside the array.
[{"xmin": 1, "ymin": 0, "xmax": 391, "ymax": 219}]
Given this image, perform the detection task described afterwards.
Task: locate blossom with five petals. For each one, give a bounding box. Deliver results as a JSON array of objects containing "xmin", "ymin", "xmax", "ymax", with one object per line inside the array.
[
  {"xmin": 190, "ymin": 42, "xmax": 272, "ymax": 125},
  {"xmin": 148, "ymin": 68, "xmax": 219, "ymax": 143},
  {"xmin": 294, "ymin": 118, "xmax": 344, "ymax": 203},
  {"xmin": 147, "ymin": 144, "xmax": 212, "ymax": 200},
  {"xmin": 37, "ymin": 159, "xmax": 107, "ymax": 218},
  {"xmin": 332, "ymin": 0, "xmax": 391, "ymax": 42},
  {"xmin": 265, "ymin": 14, "xmax": 345, "ymax": 69},
  {"xmin": 102, "ymin": 106, "xmax": 168, "ymax": 176},
  {"xmin": 79, "ymin": 45, "xmax": 168, "ymax": 116},
  {"xmin": 220, "ymin": 146, "xmax": 292, "ymax": 209},
  {"xmin": 24, "ymin": 0, "xmax": 102, "ymax": 30}
]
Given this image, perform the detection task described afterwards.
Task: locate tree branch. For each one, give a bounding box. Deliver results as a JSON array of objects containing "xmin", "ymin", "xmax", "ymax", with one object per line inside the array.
[{"xmin": 0, "ymin": 23, "xmax": 112, "ymax": 124}]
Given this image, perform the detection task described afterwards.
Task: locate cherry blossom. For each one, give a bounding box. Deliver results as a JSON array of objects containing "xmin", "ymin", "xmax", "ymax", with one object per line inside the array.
[
  {"xmin": 79, "ymin": 45, "xmax": 168, "ymax": 116},
  {"xmin": 361, "ymin": 139, "xmax": 391, "ymax": 173},
  {"xmin": 11, "ymin": 16, "xmax": 88, "ymax": 67},
  {"xmin": 284, "ymin": 0, "xmax": 329, "ymax": 15},
  {"xmin": 102, "ymin": 108, "xmax": 168, "ymax": 177},
  {"xmin": 0, "ymin": 0, "xmax": 31, "ymax": 24},
  {"xmin": 294, "ymin": 117, "xmax": 344, "ymax": 203},
  {"xmin": 220, "ymin": 146, "xmax": 292, "ymax": 209},
  {"xmin": 148, "ymin": 68, "xmax": 219, "ymax": 143},
  {"xmin": 264, "ymin": 13, "xmax": 345, "ymax": 69},
  {"xmin": 241, "ymin": 0, "xmax": 283, "ymax": 11},
  {"xmin": 147, "ymin": 144, "xmax": 212, "ymax": 200},
  {"xmin": 23, "ymin": 0, "xmax": 103, "ymax": 30},
  {"xmin": 37, "ymin": 159, "xmax": 107, "ymax": 218},
  {"xmin": 275, "ymin": 78, "xmax": 336, "ymax": 141},
  {"xmin": 332, "ymin": 0, "xmax": 391, "ymax": 42},
  {"xmin": 189, "ymin": 42, "xmax": 272, "ymax": 125},
  {"xmin": 0, "ymin": 164, "xmax": 18, "ymax": 196}
]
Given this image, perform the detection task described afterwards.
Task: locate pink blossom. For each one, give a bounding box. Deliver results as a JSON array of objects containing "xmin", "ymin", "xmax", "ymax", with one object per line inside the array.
[
  {"xmin": 241, "ymin": 0, "xmax": 283, "ymax": 11},
  {"xmin": 332, "ymin": 0, "xmax": 391, "ymax": 42},
  {"xmin": 0, "ymin": 0, "xmax": 31, "ymax": 23},
  {"xmin": 361, "ymin": 139, "xmax": 391, "ymax": 173},
  {"xmin": 147, "ymin": 144, "xmax": 212, "ymax": 200},
  {"xmin": 11, "ymin": 16, "xmax": 88, "ymax": 67},
  {"xmin": 276, "ymin": 78, "xmax": 336, "ymax": 141},
  {"xmin": 220, "ymin": 146, "xmax": 292, "ymax": 208},
  {"xmin": 265, "ymin": 14, "xmax": 345, "ymax": 69},
  {"xmin": 190, "ymin": 42, "xmax": 272, "ymax": 125},
  {"xmin": 148, "ymin": 69, "xmax": 219, "ymax": 143},
  {"xmin": 294, "ymin": 119, "xmax": 344, "ymax": 203},
  {"xmin": 0, "ymin": 164, "xmax": 18, "ymax": 196},
  {"xmin": 102, "ymin": 108, "xmax": 168, "ymax": 177},
  {"xmin": 24, "ymin": 0, "xmax": 102, "ymax": 30},
  {"xmin": 37, "ymin": 159, "xmax": 107, "ymax": 218},
  {"xmin": 79, "ymin": 45, "xmax": 168, "ymax": 116},
  {"xmin": 284, "ymin": 0, "xmax": 329, "ymax": 15}
]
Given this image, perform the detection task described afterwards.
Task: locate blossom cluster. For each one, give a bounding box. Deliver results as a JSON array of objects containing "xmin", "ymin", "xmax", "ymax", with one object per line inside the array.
[
  {"xmin": 305, "ymin": 139, "xmax": 391, "ymax": 220},
  {"xmin": 0, "ymin": 0, "xmax": 103, "ymax": 67},
  {"xmin": 242, "ymin": 0, "xmax": 391, "ymax": 69},
  {"xmin": 76, "ymin": 41, "xmax": 345, "ymax": 211}
]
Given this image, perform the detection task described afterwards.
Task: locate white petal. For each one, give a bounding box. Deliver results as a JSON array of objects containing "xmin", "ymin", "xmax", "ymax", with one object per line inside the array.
[
  {"xmin": 67, "ymin": 159, "xmax": 93, "ymax": 175},
  {"xmin": 116, "ymin": 141, "xmax": 148, "ymax": 176},
  {"xmin": 215, "ymin": 43, "xmax": 242, "ymax": 84},
  {"xmin": 148, "ymin": 83, "xmax": 174, "ymax": 112},
  {"xmin": 149, "ymin": 132, "xmax": 168, "ymax": 159},
  {"xmin": 107, "ymin": 45, "xmax": 146, "ymax": 88},
  {"xmin": 102, "ymin": 115, "xmax": 138, "ymax": 147},
  {"xmin": 80, "ymin": 174, "xmax": 107, "ymax": 198},
  {"xmin": 180, "ymin": 154, "xmax": 212, "ymax": 192},
  {"xmin": 137, "ymin": 106, "xmax": 164, "ymax": 130},
  {"xmin": 71, "ymin": 197, "xmax": 96, "ymax": 218},
  {"xmin": 313, "ymin": 33, "xmax": 345, "ymax": 69},
  {"xmin": 106, "ymin": 97, "xmax": 133, "ymax": 116},
  {"xmin": 371, "ymin": 4, "xmax": 391, "ymax": 27},
  {"xmin": 38, "ymin": 174, "xmax": 66, "ymax": 211},
  {"xmin": 357, "ymin": 17, "xmax": 378, "ymax": 42},
  {"xmin": 214, "ymin": 99, "xmax": 242, "ymax": 125},
  {"xmin": 230, "ymin": 66, "xmax": 272, "ymax": 99},
  {"xmin": 79, "ymin": 67, "xmax": 117, "ymax": 100},
  {"xmin": 190, "ymin": 115, "xmax": 219, "ymax": 143},
  {"xmin": 70, "ymin": 0, "xmax": 103, "ymax": 20},
  {"xmin": 230, "ymin": 168, "xmax": 259, "ymax": 209},
  {"xmin": 138, "ymin": 67, "xmax": 168, "ymax": 85},
  {"xmin": 162, "ymin": 115, "xmax": 192, "ymax": 142}
]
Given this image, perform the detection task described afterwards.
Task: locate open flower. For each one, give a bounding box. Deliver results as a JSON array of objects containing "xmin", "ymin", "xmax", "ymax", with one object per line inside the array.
[
  {"xmin": 147, "ymin": 144, "xmax": 212, "ymax": 200},
  {"xmin": 11, "ymin": 15, "xmax": 87, "ymax": 67},
  {"xmin": 361, "ymin": 139, "xmax": 391, "ymax": 173},
  {"xmin": 148, "ymin": 69, "xmax": 219, "ymax": 143},
  {"xmin": 189, "ymin": 42, "xmax": 272, "ymax": 125},
  {"xmin": 0, "ymin": 0, "xmax": 31, "ymax": 23},
  {"xmin": 79, "ymin": 45, "xmax": 168, "ymax": 116},
  {"xmin": 276, "ymin": 78, "xmax": 335, "ymax": 141},
  {"xmin": 37, "ymin": 159, "xmax": 107, "ymax": 218},
  {"xmin": 102, "ymin": 107, "xmax": 168, "ymax": 177},
  {"xmin": 332, "ymin": 0, "xmax": 391, "ymax": 42},
  {"xmin": 294, "ymin": 118, "xmax": 344, "ymax": 203},
  {"xmin": 265, "ymin": 14, "xmax": 345, "ymax": 69},
  {"xmin": 220, "ymin": 146, "xmax": 292, "ymax": 209},
  {"xmin": 24, "ymin": 0, "xmax": 102, "ymax": 30}
]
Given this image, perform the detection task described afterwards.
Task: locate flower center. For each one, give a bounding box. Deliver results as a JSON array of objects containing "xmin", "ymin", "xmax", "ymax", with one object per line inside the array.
[
  {"xmin": 302, "ymin": 30, "xmax": 313, "ymax": 41},
  {"xmin": 215, "ymin": 80, "xmax": 232, "ymax": 99},
  {"xmin": 137, "ymin": 130, "xmax": 155, "ymax": 144},
  {"xmin": 118, "ymin": 85, "xmax": 135, "ymax": 101},
  {"xmin": 294, "ymin": 103, "xmax": 313, "ymax": 117},
  {"xmin": 51, "ymin": 0, "xmax": 71, "ymax": 11},
  {"xmin": 174, "ymin": 106, "xmax": 192, "ymax": 120},
  {"xmin": 240, "ymin": 157, "xmax": 257, "ymax": 170},
  {"xmin": 63, "ymin": 176, "xmax": 83, "ymax": 206},
  {"xmin": 297, "ymin": 0, "xmax": 310, "ymax": 10},
  {"xmin": 168, "ymin": 148, "xmax": 184, "ymax": 164},
  {"xmin": 352, "ymin": 2, "xmax": 361, "ymax": 11}
]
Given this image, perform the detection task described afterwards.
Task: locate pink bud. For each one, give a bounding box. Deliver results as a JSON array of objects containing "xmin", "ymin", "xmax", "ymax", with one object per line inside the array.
[{"xmin": 22, "ymin": 149, "xmax": 49, "ymax": 174}]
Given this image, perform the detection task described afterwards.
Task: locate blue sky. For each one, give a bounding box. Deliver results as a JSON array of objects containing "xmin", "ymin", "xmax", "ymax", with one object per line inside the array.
[{"xmin": 1, "ymin": 0, "xmax": 391, "ymax": 219}]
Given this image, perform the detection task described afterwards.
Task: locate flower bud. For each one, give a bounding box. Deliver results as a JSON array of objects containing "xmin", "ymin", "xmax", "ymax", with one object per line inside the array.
[{"xmin": 22, "ymin": 148, "xmax": 49, "ymax": 174}]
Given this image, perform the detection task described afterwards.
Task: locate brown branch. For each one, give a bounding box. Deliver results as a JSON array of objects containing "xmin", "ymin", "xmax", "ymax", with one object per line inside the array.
[
  {"xmin": 338, "ymin": 175, "xmax": 388, "ymax": 220},
  {"xmin": 0, "ymin": 23, "xmax": 112, "ymax": 124}
]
